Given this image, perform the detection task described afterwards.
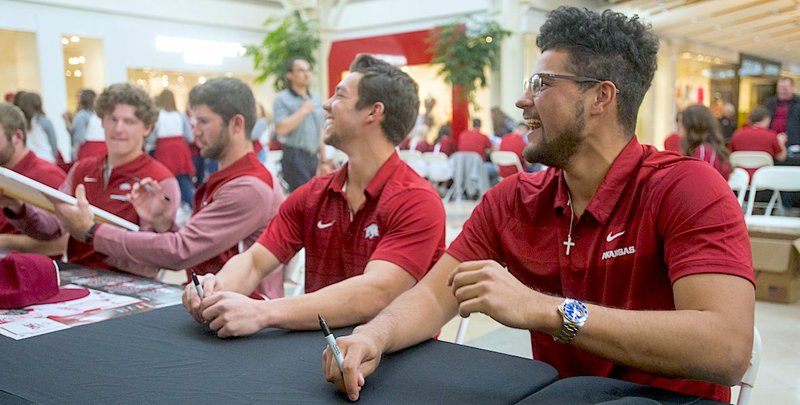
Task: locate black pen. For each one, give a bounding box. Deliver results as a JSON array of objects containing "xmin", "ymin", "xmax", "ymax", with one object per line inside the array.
[
  {"xmin": 133, "ymin": 176, "xmax": 171, "ymax": 201},
  {"xmin": 191, "ymin": 271, "xmax": 204, "ymax": 299},
  {"xmin": 319, "ymin": 314, "xmax": 344, "ymax": 372}
]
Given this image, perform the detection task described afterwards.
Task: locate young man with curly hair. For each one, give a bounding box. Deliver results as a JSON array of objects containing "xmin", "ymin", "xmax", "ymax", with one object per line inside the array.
[
  {"xmin": 2, "ymin": 84, "xmax": 180, "ymax": 276},
  {"xmin": 324, "ymin": 7, "xmax": 754, "ymax": 403}
]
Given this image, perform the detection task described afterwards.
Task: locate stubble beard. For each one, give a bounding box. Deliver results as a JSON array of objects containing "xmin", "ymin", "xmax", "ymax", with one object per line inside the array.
[{"xmin": 523, "ymin": 101, "xmax": 585, "ymax": 169}]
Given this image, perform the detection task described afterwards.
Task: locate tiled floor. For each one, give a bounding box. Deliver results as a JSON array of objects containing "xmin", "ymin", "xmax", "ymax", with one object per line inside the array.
[{"xmin": 438, "ymin": 200, "xmax": 800, "ymax": 405}]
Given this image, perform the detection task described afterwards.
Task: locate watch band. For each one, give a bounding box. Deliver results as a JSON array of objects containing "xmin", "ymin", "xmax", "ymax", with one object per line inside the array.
[
  {"xmin": 84, "ymin": 223, "xmax": 99, "ymax": 244},
  {"xmin": 554, "ymin": 298, "xmax": 588, "ymax": 344}
]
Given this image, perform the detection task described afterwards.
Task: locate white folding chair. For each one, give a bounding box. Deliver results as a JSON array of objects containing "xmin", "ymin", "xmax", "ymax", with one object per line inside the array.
[
  {"xmin": 423, "ymin": 152, "xmax": 453, "ymax": 196},
  {"xmin": 330, "ymin": 149, "xmax": 348, "ymax": 168},
  {"xmin": 735, "ymin": 327, "xmax": 762, "ymax": 405},
  {"xmin": 398, "ymin": 150, "xmax": 427, "ymax": 177},
  {"xmin": 729, "ymin": 151, "xmax": 773, "ymax": 171},
  {"xmin": 745, "ymin": 166, "xmax": 800, "ymax": 228},
  {"xmin": 490, "ymin": 151, "xmax": 524, "ymax": 178},
  {"xmin": 266, "ymin": 150, "xmax": 283, "ymax": 175},
  {"xmin": 728, "ymin": 168, "xmax": 749, "ymax": 208}
]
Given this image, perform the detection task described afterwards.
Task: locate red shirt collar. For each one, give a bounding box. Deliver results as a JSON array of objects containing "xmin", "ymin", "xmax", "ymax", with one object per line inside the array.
[
  {"xmin": 327, "ymin": 151, "xmax": 403, "ymax": 200},
  {"xmin": 554, "ymin": 136, "xmax": 645, "ymax": 225}
]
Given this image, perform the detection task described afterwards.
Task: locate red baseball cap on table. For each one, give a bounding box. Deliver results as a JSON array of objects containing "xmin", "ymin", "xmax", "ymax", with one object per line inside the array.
[{"xmin": 0, "ymin": 253, "xmax": 89, "ymax": 309}]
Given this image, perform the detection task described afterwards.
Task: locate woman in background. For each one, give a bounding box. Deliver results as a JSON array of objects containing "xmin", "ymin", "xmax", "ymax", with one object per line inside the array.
[
  {"xmin": 64, "ymin": 89, "xmax": 106, "ymax": 161},
  {"xmin": 680, "ymin": 104, "xmax": 732, "ymax": 180},
  {"xmin": 14, "ymin": 91, "xmax": 60, "ymax": 164},
  {"xmin": 151, "ymin": 89, "xmax": 195, "ymax": 210}
]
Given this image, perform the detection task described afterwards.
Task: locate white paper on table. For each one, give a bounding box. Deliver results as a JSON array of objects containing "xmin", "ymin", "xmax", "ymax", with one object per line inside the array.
[{"xmin": 0, "ymin": 317, "xmax": 70, "ymax": 340}]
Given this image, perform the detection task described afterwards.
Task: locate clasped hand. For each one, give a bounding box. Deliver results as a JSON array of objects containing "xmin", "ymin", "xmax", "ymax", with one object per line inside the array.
[{"xmin": 181, "ymin": 274, "xmax": 264, "ymax": 338}]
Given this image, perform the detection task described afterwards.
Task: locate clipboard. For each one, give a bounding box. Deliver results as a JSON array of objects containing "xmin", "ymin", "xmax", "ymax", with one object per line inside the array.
[{"xmin": 0, "ymin": 167, "xmax": 140, "ymax": 231}]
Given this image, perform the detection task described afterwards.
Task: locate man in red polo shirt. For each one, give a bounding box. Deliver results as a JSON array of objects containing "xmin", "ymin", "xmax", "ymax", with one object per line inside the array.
[
  {"xmin": 457, "ymin": 118, "xmax": 493, "ymax": 160},
  {"xmin": 1, "ymin": 84, "xmax": 180, "ymax": 276},
  {"xmin": 325, "ymin": 7, "xmax": 754, "ymax": 404},
  {"xmin": 182, "ymin": 55, "xmax": 446, "ymax": 336},
  {"xmin": 730, "ymin": 106, "xmax": 786, "ymax": 177},
  {"xmin": 497, "ymin": 122, "xmax": 530, "ymax": 178},
  {"xmin": 0, "ymin": 103, "xmax": 67, "ymax": 255}
]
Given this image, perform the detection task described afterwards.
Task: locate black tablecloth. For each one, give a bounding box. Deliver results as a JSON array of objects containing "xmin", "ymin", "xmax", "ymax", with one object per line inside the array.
[{"xmin": 0, "ymin": 305, "xmax": 558, "ymax": 404}]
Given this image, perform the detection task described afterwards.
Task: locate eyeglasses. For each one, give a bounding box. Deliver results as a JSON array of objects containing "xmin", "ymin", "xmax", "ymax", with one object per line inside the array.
[{"xmin": 523, "ymin": 73, "xmax": 620, "ymax": 96}]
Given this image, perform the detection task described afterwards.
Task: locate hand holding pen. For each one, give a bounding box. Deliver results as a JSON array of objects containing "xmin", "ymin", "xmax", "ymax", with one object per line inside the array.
[
  {"xmin": 132, "ymin": 176, "xmax": 171, "ymax": 202},
  {"xmin": 319, "ymin": 314, "xmax": 344, "ymax": 372}
]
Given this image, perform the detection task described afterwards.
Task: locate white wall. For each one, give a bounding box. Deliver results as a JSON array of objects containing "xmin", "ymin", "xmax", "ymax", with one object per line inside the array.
[{"xmin": 0, "ymin": 0, "xmax": 281, "ymax": 159}]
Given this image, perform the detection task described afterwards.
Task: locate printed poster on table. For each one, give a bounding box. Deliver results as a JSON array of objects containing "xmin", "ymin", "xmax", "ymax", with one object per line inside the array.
[{"xmin": 0, "ymin": 267, "xmax": 183, "ymax": 340}]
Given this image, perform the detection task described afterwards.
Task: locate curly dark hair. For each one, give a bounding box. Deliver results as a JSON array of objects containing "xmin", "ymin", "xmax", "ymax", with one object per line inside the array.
[
  {"xmin": 95, "ymin": 83, "xmax": 158, "ymax": 128},
  {"xmin": 349, "ymin": 54, "xmax": 420, "ymax": 145},
  {"xmin": 537, "ymin": 7, "xmax": 659, "ymax": 135}
]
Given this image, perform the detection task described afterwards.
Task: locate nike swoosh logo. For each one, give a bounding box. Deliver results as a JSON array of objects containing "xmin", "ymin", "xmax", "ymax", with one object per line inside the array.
[
  {"xmin": 606, "ymin": 231, "xmax": 625, "ymax": 242},
  {"xmin": 83, "ymin": 177, "xmax": 98, "ymax": 182},
  {"xmin": 317, "ymin": 220, "xmax": 335, "ymax": 229}
]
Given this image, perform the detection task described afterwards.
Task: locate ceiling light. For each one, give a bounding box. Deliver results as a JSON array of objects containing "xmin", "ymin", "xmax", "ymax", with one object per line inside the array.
[{"xmin": 70, "ymin": 36, "xmax": 80, "ymax": 43}]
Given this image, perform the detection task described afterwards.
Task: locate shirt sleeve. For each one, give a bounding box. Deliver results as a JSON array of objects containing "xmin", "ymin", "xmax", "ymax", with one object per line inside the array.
[
  {"xmin": 273, "ymin": 94, "xmax": 291, "ymax": 125},
  {"xmin": 38, "ymin": 116, "xmax": 59, "ymax": 160},
  {"xmin": 182, "ymin": 114, "xmax": 194, "ymax": 143},
  {"xmin": 367, "ymin": 187, "xmax": 446, "ymax": 281},
  {"xmin": 6, "ymin": 163, "xmax": 77, "ymax": 240},
  {"xmin": 70, "ymin": 111, "xmax": 89, "ymax": 142},
  {"xmin": 95, "ymin": 177, "xmax": 279, "ymax": 270},
  {"xmin": 446, "ymin": 177, "xmax": 509, "ymax": 263},
  {"xmin": 655, "ymin": 162, "xmax": 754, "ymax": 285},
  {"xmin": 257, "ymin": 180, "xmax": 310, "ymax": 263}
]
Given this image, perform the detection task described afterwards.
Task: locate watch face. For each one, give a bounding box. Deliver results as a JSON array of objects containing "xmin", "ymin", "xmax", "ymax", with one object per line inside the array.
[{"xmin": 563, "ymin": 299, "xmax": 588, "ymax": 323}]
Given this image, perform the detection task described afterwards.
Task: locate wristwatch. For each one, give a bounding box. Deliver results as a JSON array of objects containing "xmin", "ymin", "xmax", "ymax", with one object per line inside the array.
[
  {"xmin": 84, "ymin": 223, "xmax": 99, "ymax": 244},
  {"xmin": 554, "ymin": 298, "xmax": 588, "ymax": 344}
]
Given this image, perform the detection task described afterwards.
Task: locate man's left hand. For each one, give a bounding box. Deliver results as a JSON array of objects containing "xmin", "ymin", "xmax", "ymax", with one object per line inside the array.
[
  {"xmin": 447, "ymin": 260, "xmax": 541, "ymax": 330},
  {"xmin": 53, "ymin": 184, "xmax": 95, "ymax": 242},
  {"xmin": 200, "ymin": 291, "xmax": 268, "ymax": 338}
]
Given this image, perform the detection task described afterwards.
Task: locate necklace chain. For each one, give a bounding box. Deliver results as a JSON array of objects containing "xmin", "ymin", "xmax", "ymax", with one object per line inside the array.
[{"xmin": 563, "ymin": 195, "xmax": 576, "ymax": 256}]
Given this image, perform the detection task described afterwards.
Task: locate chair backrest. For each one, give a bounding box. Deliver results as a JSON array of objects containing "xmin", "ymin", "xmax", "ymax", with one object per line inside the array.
[
  {"xmin": 746, "ymin": 166, "xmax": 800, "ymax": 217},
  {"xmin": 423, "ymin": 152, "xmax": 453, "ymax": 182},
  {"xmin": 398, "ymin": 150, "xmax": 426, "ymax": 177},
  {"xmin": 490, "ymin": 151, "xmax": 524, "ymax": 174},
  {"xmin": 266, "ymin": 150, "xmax": 283, "ymax": 163},
  {"xmin": 730, "ymin": 151, "xmax": 773, "ymax": 170},
  {"xmin": 736, "ymin": 327, "xmax": 762, "ymax": 405},
  {"xmin": 331, "ymin": 149, "xmax": 348, "ymax": 167},
  {"xmin": 728, "ymin": 168, "xmax": 749, "ymax": 207}
]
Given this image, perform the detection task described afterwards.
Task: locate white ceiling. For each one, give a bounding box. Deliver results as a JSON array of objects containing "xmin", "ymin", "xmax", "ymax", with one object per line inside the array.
[{"xmin": 606, "ymin": 0, "xmax": 800, "ymax": 68}]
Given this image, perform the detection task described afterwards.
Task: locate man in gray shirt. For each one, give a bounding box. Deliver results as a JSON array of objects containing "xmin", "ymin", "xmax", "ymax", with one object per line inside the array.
[{"xmin": 273, "ymin": 57, "xmax": 327, "ymax": 191}]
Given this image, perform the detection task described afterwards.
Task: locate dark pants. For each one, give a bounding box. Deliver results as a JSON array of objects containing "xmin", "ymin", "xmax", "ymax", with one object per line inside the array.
[
  {"xmin": 282, "ymin": 146, "xmax": 318, "ymax": 192},
  {"xmin": 176, "ymin": 174, "xmax": 194, "ymax": 208}
]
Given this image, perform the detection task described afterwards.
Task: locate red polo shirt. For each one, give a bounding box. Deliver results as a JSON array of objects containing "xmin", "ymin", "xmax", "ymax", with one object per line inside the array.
[
  {"xmin": 730, "ymin": 127, "xmax": 783, "ymax": 177},
  {"xmin": 0, "ymin": 151, "xmax": 65, "ymax": 234},
  {"xmin": 68, "ymin": 154, "xmax": 174, "ymax": 269},
  {"xmin": 663, "ymin": 133, "xmax": 681, "ymax": 152},
  {"xmin": 447, "ymin": 137, "xmax": 753, "ymax": 403},
  {"xmin": 498, "ymin": 134, "xmax": 527, "ymax": 178},
  {"xmin": 258, "ymin": 152, "xmax": 446, "ymax": 293},
  {"xmin": 457, "ymin": 129, "xmax": 492, "ymax": 160}
]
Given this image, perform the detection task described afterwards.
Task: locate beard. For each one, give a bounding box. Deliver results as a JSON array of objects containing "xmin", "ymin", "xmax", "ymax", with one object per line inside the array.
[
  {"xmin": 200, "ymin": 127, "xmax": 230, "ymax": 160},
  {"xmin": 523, "ymin": 101, "xmax": 585, "ymax": 169},
  {"xmin": 0, "ymin": 142, "xmax": 16, "ymax": 167}
]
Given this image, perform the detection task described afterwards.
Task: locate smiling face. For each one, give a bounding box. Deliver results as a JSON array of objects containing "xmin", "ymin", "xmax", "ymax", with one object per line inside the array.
[
  {"xmin": 191, "ymin": 104, "xmax": 231, "ymax": 161},
  {"xmin": 322, "ymin": 72, "xmax": 365, "ymax": 149},
  {"xmin": 517, "ymin": 50, "xmax": 589, "ymax": 169},
  {"xmin": 102, "ymin": 104, "xmax": 150, "ymax": 163}
]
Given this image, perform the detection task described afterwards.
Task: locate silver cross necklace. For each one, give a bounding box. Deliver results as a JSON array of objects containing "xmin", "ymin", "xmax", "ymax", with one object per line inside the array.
[{"xmin": 563, "ymin": 194, "xmax": 576, "ymax": 256}]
